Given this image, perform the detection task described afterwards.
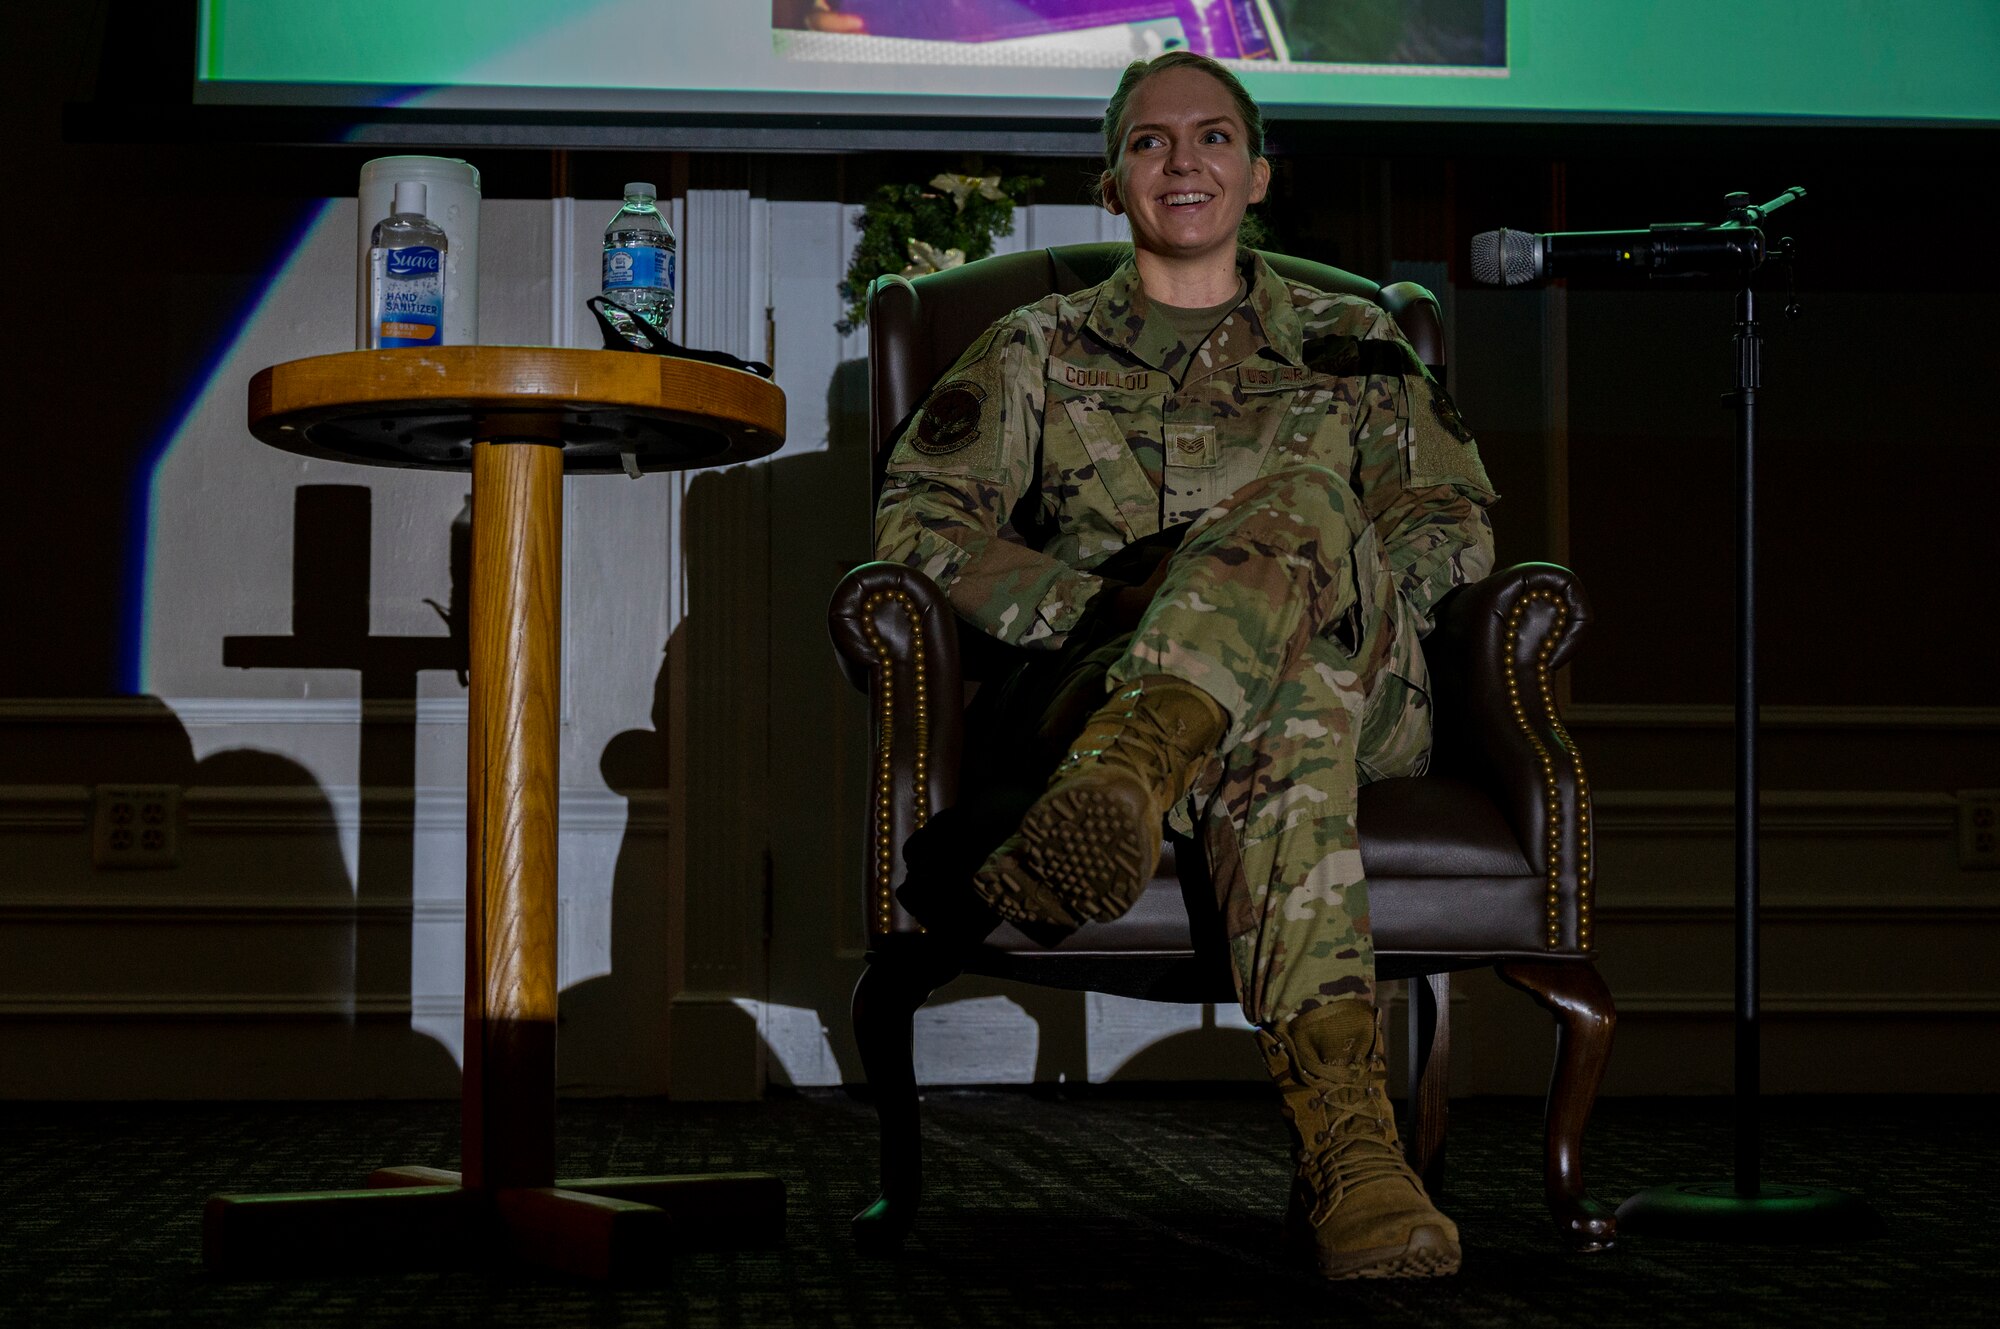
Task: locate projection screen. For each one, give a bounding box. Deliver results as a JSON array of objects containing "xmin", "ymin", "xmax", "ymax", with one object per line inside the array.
[{"xmin": 194, "ymin": 1, "xmax": 2000, "ymax": 130}]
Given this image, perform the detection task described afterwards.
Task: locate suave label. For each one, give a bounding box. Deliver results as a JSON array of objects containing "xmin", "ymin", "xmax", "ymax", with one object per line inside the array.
[{"xmin": 372, "ymin": 244, "xmax": 445, "ymax": 347}]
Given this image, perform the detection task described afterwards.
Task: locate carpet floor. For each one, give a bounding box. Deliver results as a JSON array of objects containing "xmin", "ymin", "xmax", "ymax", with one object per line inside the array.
[{"xmin": 0, "ymin": 1090, "xmax": 1990, "ymax": 1327}]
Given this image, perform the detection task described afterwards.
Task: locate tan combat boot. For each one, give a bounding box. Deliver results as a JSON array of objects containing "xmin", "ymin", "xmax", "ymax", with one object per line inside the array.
[
  {"xmin": 1259, "ymin": 999, "xmax": 1462, "ymax": 1279},
  {"xmin": 974, "ymin": 674, "xmax": 1225, "ymax": 929}
]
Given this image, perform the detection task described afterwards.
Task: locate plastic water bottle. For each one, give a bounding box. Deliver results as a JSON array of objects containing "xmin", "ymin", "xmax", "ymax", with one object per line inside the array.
[
  {"xmin": 602, "ymin": 182, "xmax": 676, "ymax": 333},
  {"xmin": 366, "ymin": 181, "xmax": 449, "ymax": 348}
]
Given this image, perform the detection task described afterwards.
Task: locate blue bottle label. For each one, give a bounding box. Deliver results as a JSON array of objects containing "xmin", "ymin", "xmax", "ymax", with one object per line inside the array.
[
  {"xmin": 604, "ymin": 246, "xmax": 674, "ymax": 290},
  {"xmin": 373, "ymin": 244, "xmax": 445, "ymax": 348}
]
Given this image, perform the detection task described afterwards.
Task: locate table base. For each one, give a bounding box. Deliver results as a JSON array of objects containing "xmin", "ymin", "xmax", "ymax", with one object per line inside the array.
[{"xmin": 204, "ymin": 1167, "xmax": 784, "ymax": 1279}]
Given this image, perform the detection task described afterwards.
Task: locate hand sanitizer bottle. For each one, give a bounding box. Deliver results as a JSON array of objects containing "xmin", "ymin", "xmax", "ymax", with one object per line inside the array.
[{"xmin": 368, "ymin": 182, "xmax": 449, "ymax": 348}]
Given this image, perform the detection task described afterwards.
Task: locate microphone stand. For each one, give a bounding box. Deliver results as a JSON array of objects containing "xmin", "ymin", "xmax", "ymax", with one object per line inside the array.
[{"xmin": 1615, "ymin": 188, "xmax": 1873, "ymax": 1240}]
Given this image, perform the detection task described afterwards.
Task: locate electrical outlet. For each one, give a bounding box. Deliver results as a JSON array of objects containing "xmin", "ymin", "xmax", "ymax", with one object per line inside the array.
[
  {"xmin": 92, "ymin": 784, "xmax": 181, "ymax": 869},
  {"xmin": 1960, "ymin": 790, "xmax": 2000, "ymax": 870}
]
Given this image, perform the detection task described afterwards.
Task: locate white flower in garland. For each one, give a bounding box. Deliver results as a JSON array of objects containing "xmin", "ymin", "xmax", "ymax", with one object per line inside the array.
[
  {"xmin": 901, "ymin": 238, "xmax": 967, "ymax": 277},
  {"xmin": 928, "ymin": 173, "xmax": 1006, "ymax": 212}
]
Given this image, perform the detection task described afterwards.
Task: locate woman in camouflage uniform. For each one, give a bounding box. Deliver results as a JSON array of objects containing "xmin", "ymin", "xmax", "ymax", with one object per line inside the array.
[{"xmin": 874, "ymin": 51, "xmax": 1497, "ymax": 1279}]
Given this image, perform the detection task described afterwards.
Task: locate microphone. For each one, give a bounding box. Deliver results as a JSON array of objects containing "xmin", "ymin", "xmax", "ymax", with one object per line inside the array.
[{"xmin": 1470, "ymin": 222, "xmax": 1767, "ymax": 286}]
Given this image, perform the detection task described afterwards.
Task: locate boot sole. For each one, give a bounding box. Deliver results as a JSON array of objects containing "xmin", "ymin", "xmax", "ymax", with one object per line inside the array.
[
  {"xmin": 976, "ymin": 781, "xmax": 1155, "ymax": 923},
  {"xmin": 1311, "ymin": 1224, "xmax": 1461, "ymax": 1280}
]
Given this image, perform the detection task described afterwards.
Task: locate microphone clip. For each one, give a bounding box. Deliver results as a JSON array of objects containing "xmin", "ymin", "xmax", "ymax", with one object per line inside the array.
[
  {"xmin": 1723, "ymin": 186, "xmax": 1807, "ymax": 228},
  {"xmin": 1770, "ymin": 234, "xmax": 1803, "ymax": 320}
]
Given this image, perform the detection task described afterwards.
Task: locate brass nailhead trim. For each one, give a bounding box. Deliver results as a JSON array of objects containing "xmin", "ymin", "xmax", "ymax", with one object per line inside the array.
[
  {"xmin": 860, "ymin": 589, "xmax": 931, "ymax": 936},
  {"xmin": 1503, "ymin": 590, "xmax": 1594, "ymax": 950}
]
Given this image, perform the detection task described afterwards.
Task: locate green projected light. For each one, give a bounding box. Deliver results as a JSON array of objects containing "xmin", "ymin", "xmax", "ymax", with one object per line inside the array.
[
  {"xmin": 196, "ymin": 0, "xmax": 2000, "ymax": 125},
  {"xmin": 200, "ymin": 0, "xmax": 609, "ymax": 91}
]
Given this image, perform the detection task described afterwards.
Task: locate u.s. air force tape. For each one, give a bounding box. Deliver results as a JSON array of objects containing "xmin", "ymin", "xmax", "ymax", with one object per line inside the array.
[{"xmin": 914, "ymin": 380, "xmax": 987, "ymax": 455}]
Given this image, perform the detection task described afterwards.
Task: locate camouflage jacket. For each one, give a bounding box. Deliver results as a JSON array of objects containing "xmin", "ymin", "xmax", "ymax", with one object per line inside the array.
[{"xmin": 874, "ymin": 251, "xmax": 1498, "ymax": 649}]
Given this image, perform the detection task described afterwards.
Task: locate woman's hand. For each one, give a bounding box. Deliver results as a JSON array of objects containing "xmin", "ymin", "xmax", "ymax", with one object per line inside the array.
[
  {"xmin": 774, "ymin": 0, "xmax": 866, "ymax": 31},
  {"xmin": 808, "ymin": 0, "xmax": 865, "ymax": 32}
]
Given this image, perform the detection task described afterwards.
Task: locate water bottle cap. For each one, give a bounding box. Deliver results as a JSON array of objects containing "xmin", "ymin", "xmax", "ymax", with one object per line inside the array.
[
  {"xmin": 623, "ymin": 182, "xmax": 657, "ymax": 200},
  {"xmin": 392, "ymin": 181, "xmax": 428, "ymax": 217}
]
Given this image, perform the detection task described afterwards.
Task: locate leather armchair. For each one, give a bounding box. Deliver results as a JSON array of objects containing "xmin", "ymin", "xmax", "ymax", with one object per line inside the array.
[{"xmin": 828, "ymin": 242, "xmax": 1617, "ymax": 1254}]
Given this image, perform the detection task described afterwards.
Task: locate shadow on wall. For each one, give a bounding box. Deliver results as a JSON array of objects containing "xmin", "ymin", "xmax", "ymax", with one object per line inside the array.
[
  {"xmin": 660, "ymin": 351, "xmax": 1104, "ymax": 1093},
  {"xmin": 0, "ymin": 691, "xmax": 460, "ymax": 1099},
  {"xmin": 0, "ymin": 480, "xmax": 473, "ymax": 1097},
  {"xmin": 213, "ymin": 482, "xmax": 466, "ymax": 1096},
  {"xmin": 1105, "ymin": 1005, "xmax": 1265, "ymax": 1084},
  {"xmin": 595, "ymin": 351, "xmax": 888, "ymax": 1094},
  {"xmin": 559, "ymin": 653, "xmax": 673, "ymax": 1095},
  {"xmin": 191, "ymin": 746, "xmax": 462, "ymax": 1097},
  {"xmin": 216, "ymin": 482, "xmax": 682, "ymax": 1096}
]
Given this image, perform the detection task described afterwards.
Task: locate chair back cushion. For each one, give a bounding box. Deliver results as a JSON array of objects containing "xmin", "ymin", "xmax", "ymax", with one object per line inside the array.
[{"xmin": 866, "ymin": 242, "xmax": 1443, "ymax": 479}]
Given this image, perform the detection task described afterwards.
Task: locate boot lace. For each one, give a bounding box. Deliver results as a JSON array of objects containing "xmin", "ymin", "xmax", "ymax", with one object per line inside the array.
[
  {"xmin": 1298, "ymin": 1056, "xmax": 1414, "ymax": 1226},
  {"xmin": 1058, "ymin": 685, "xmax": 1194, "ymax": 784}
]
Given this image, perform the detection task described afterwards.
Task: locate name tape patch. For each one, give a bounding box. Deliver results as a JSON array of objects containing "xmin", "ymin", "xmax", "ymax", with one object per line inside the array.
[{"xmin": 1060, "ymin": 364, "xmax": 1158, "ymax": 393}]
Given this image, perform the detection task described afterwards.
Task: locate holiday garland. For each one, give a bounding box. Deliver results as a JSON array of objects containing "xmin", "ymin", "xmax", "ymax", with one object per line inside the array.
[{"xmin": 837, "ymin": 171, "xmax": 1041, "ymax": 334}]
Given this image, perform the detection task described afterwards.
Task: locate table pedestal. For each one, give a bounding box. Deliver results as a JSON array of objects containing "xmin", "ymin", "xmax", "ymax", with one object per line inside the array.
[{"xmin": 203, "ymin": 438, "xmax": 784, "ymax": 1278}]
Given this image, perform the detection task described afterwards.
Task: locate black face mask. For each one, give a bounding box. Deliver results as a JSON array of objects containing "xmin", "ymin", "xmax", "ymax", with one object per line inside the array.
[{"xmin": 586, "ymin": 296, "xmax": 773, "ymax": 378}]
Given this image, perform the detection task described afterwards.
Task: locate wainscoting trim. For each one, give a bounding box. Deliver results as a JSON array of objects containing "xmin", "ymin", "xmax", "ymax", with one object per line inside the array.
[
  {"xmin": 9, "ymin": 989, "xmax": 1981, "ymax": 1024},
  {"xmin": 1565, "ymin": 703, "xmax": 2000, "ymax": 730},
  {"xmin": 0, "ymin": 994, "xmax": 413, "ymax": 1019},
  {"xmin": 0, "ymin": 784, "xmax": 668, "ymax": 833},
  {"xmin": 1612, "ymin": 991, "xmax": 2000, "ymax": 1017},
  {"xmin": 0, "ymin": 697, "xmax": 471, "ymax": 726},
  {"xmin": 1595, "ymin": 897, "xmax": 2000, "ymax": 923},
  {"xmin": 1592, "ymin": 789, "xmax": 1954, "ymax": 837},
  {"xmin": 0, "ymin": 786, "xmax": 90, "ymax": 828},
  {"xmin": 0, "ymin": 898, "xmax": 412, "ymax": 925}
]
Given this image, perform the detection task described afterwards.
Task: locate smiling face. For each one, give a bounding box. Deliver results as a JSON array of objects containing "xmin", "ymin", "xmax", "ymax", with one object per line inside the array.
[{"xmin": 1102, "ymin": 65, "xmax": 1270, "ymax": 271}]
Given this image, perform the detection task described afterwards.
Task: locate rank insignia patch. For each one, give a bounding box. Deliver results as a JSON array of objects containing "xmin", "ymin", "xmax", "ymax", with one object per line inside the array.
[
  {"xmin": 1165, "ymin": 424, "xmax": 1217, "ymax": 467},
  {"xmin": 914, "ymin": 380, "xmax": 986, "ymax": 455}
]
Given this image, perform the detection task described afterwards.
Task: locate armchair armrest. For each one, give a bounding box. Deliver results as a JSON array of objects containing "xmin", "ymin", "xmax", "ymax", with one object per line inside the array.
[
  {"xmin": 1376, "ymin": 280, "xmax": 1444, "ymax": 374},
  {"xmin": 1424, "ymin": 563, "xmax": 1597, "ymax": 952},
  {"xmin": 828, "ymin": 562, "xmax": 968, "ymax": 935}
]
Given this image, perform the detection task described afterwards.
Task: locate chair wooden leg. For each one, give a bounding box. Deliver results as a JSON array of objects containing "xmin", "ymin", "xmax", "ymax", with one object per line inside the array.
[
  {"xmin": 1495, "ymin": 958, "xmax": 1619, "ymax": 1252},
  {"xmin": 850, "ymin": 944, "xmax": 957, "ymax": 1253},
  {"xmin": 1403, "ymin": 973, "xmax": 1450, "ymax": 1195}
]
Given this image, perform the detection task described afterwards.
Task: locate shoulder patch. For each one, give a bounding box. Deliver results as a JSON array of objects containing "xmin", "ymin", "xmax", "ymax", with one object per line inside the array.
[
  {"xmin": 1427, "ymin": 376, "xmax": 1474, "ymax": 444},
  {"xmin": 914, "ymin": 380, "xmax": 987, "ymax": 456},
  {"xmin": 1407, "ymin": 372, "xmax": 1495, "ymax": 498}
]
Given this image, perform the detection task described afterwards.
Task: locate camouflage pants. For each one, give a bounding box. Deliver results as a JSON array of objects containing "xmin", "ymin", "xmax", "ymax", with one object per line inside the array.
[
  {"xmin": 1106, "ymin": 466, "xmax": 1433, "ymax": 1025},
  {"xmin": 934, "ymin": 467, "xmax": 1430, "ymax": 1026}
]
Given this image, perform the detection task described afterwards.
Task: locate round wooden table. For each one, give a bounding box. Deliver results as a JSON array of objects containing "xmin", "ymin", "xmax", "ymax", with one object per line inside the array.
[{"xmin": 204, "ymin": 347, "xmax": 786, "ymax": 1279}]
